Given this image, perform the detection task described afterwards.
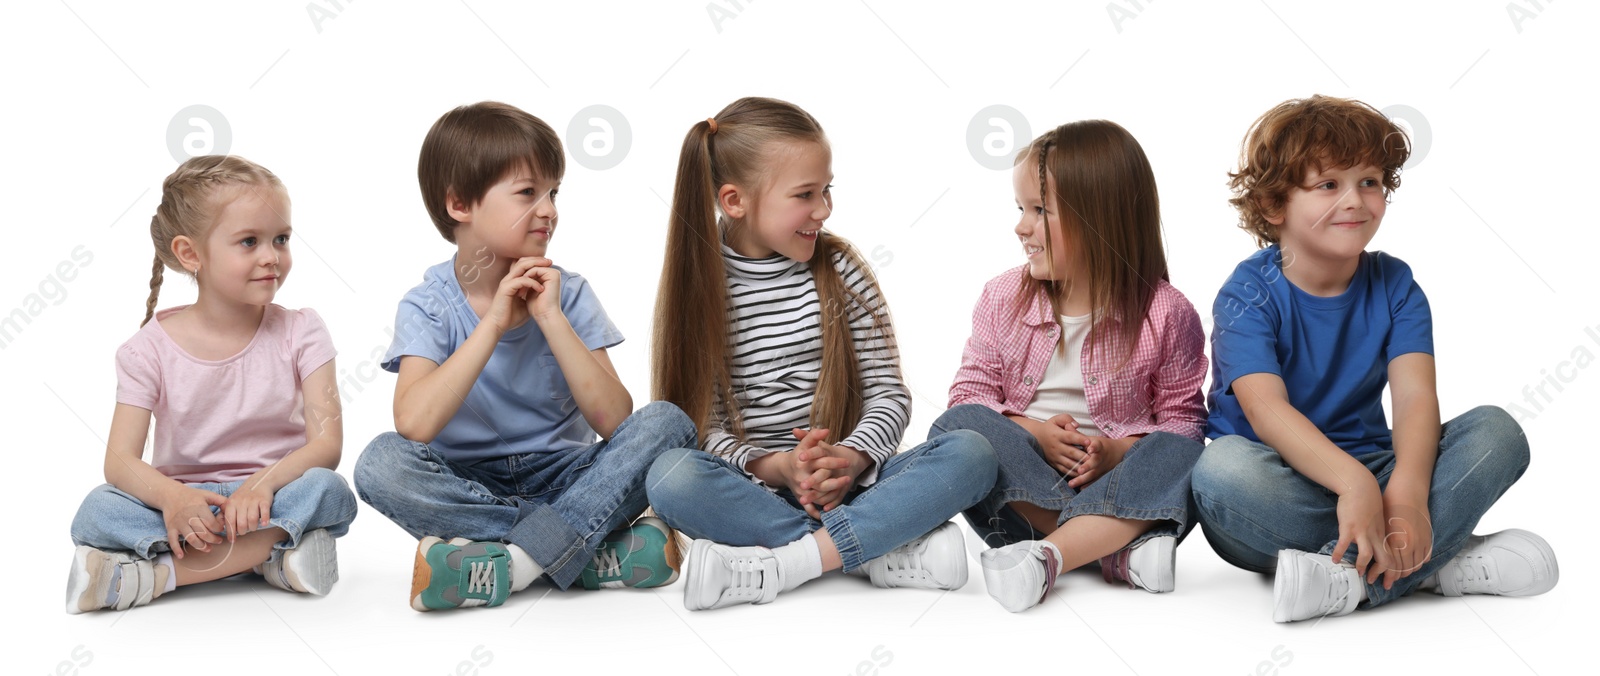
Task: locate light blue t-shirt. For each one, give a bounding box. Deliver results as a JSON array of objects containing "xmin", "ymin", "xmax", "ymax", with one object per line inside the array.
[
  {"xmin": 382, "ymin": 258, "xmax": 624, "ymax": 462},
  {"xmin": 1206, "ymin": 245, "xmax": 1433, "ymax": 456}
]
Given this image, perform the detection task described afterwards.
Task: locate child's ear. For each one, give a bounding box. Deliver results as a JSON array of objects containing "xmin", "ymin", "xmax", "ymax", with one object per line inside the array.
[
  {"xmin": 171, "ymin": 235, "xmax": 201, "ymax": 274},
  {"xmin": 1260, "ymin": 196, "xmax": 1285, "ymax": 227},
  {"xmin": 717, "ymin": 183, "xmax": 745, "ymax": 220},
  {"xmin": 445, "ymin": 188, "xmax": 473, "ymax": 225}
]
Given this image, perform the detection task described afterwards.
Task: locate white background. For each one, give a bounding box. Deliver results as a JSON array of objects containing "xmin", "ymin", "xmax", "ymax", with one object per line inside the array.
[{"xmin": 4, "ymin": 1, "xmax": 1595, "ymax": 674}]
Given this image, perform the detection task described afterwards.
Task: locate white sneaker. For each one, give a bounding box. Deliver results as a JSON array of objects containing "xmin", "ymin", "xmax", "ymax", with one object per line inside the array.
[
  {"xmin": 682, "ymin": 540, "xmax": 785, "ymax": 611},
  {"xmin": 65, "ymin": 547, "xmax": 167, "ymax": 614},
  {"xmin": 1435, "ymin": 529, "xmax": 1558, "ymax": 597},
  {"xmin": 979, "ymin": 540, "xmax": 1060, "ymax": 613},
  {"xmin": 863, "ymin": 521, "xmax": 968, "ymax": 590},
  {"xmin": 1100, "ymin": 535, "xmax": 1176, "ymax": 593},
  {"xmin": 256, "ymin": 528, "xmax": 339, "ymax": 596},
  {"xmin": 1273, "ymin": 549, "xmax": 1362, "ymax": 623}
]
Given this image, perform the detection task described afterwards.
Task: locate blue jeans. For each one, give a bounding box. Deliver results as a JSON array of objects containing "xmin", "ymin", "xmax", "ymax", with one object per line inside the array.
[
  {"xmin": 1190, "ymin": 405, "xmax": 1530, "ymax": 608},
  {"xmin": 354, "ymin": 401, "xmax": 696, "ymax": 590},
  {"xmin": 645, "ymin": 430, "xmax": 996, "ymax": 572},
  {"xmin": 931, "ymin": 403, "xmax": 1205, "ymax": 550},
  {"xmin": 70, "ymin": 467, "xmax": 358, "ymax": 559}
]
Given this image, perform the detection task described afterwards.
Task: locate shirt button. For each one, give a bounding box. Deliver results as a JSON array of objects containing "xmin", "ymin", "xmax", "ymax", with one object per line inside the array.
[
  {"xmin": 1089, "ymin": 376, "xmax": 1098, "ymax": 384},
  {"xmin": 1024, "ymin": 376, "xmax": 1034, "ymax": 385}
]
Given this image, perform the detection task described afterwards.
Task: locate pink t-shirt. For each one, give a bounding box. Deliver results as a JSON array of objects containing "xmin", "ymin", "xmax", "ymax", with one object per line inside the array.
[{"xmin": 115, "ymin": 304, "xmax": 337, "ymax": 484}]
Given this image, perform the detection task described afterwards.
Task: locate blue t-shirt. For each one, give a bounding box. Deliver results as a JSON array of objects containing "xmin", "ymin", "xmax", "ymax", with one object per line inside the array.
[
  {"xmin": 382, "ymin": 258, "xmax": 625, "ymax": 461},
  {"xmin": 1206, "ymin": 246, "xmax": 1433, "ymax": 456}
]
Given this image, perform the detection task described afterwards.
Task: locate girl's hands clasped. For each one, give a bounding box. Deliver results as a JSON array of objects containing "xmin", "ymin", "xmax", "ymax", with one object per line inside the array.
[
  {"xmin": 161, "ymin": 487, "xmax": 228, "ymax": 558},
  {"xmin": 786, "ymin": 428, "xmax": 870, "ymax": 519},
  {"xmin": 1035, "ymin": 414, "xmax": 1093, "ymax": 476}
]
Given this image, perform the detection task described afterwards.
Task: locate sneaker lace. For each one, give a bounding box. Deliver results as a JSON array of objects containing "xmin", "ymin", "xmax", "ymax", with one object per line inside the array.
[
  {"xmin": 467, "ymin": 560, "xmax": 495, "ymax": 596},
  {"xmin": 882, "ymin": 543, "xmax": 928, "ymax": 581},
  {"xmin": 1453, "ymin": 553, "xmax": 1491, "ymax": 588},
  {"xmin": 592, "ymin": 548, "xmax": 623, "ymax": 578},
  {"xmin": 726, "ymin": 554, "xmax": 775, "ymax": 601},
  {"xmin": 1321, "ymin": 566, "xmax": 1354, "ymax": 614}
]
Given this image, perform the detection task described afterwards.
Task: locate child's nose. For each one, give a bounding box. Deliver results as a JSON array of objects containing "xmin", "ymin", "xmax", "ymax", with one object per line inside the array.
[
  {"xmin": 536, "ymin": 192, "xmax": 558, "ymax": 218},
  {"xmin": 1337, "ymin": 185, "xmax": 1363, "ymax": 210}
]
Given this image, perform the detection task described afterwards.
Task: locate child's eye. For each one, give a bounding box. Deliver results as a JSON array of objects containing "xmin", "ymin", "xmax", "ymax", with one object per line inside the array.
[
  {"xmin": 1317, "ymin": 181, "xmax": 1337, "ymax": 190},
  {"xmin": 274, "ymin": 234, "xmax": 291, "ymax": 245},
  {"xmin": 241, "ymin": 237, "xmax": 257, "ymax": 247},
  {"xmin": 1361, "ymin": 178, "xmax": 1381, "ymax": 188}
]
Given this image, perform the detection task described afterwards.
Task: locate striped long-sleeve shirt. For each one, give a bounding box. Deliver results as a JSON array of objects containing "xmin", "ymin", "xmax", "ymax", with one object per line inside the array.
[{"xmin": 705, "ymin": 243, "xmax": 911, "ymax": 487}]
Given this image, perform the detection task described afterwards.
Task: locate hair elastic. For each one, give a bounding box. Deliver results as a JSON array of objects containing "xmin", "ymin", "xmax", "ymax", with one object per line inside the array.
[{"xmin": 706, "ymin": 118, "xmax": 719, "ymax": 134}]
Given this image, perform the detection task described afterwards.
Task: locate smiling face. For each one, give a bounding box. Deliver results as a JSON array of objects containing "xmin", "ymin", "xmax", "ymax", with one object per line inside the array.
[
  {"xmin": 724, "ymin": 140, "xmax": 833, "ymax": 262},
  {"xmin": 453, "ymin": 163, "xmax": 560, "ymax": 261},
  {"xmin": 1271, "ymin": 162, "xmax": 1386, "ymax": 263},
  {"xmin": 192, "ymin": 186, "xmax": 293, "ymax": 306},
  {"xmin": 1012, "ymin": 155, "xmax": 1080, "ymax": 284}
]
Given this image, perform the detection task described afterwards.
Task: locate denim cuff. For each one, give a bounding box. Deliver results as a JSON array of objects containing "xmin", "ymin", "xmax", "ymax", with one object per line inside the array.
[
  {"xmin": 820, "ymin": 507, "xmax": 866, "ymax": 573},
  {"xmin": 507, "ymin": 500, "xmax": 588, "ymax": 590}
]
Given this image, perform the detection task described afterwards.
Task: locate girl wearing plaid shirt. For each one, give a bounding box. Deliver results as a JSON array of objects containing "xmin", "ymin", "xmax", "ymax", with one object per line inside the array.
[{"xmin": 932, "ymin": 120, "xmax": 1209, "ymax": 612}]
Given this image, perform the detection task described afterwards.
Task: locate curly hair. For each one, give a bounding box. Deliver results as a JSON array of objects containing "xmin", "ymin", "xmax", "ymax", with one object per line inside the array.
[{"xmin": 1228, "ymin": 95, "xmax": 1410, "ymax": 247}]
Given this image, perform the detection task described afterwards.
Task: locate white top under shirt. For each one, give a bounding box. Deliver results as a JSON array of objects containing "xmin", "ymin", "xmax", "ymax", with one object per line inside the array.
[{"xmin": 1021, "ymin": 313, "xmax": 1102, "ymax": 436}]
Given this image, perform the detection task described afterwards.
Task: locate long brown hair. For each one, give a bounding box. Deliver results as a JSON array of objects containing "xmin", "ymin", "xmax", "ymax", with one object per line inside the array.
[
  {"xmin": 144, "ymin": 155, "xmax": 285, "ymax": 327},
  {"xmin": 1015, "ymin": 120, "xmax": 1168, "ymax": 370},
  {"xmin": 652, "ymin": 97, "xmax": 896, "ymax": 445}
]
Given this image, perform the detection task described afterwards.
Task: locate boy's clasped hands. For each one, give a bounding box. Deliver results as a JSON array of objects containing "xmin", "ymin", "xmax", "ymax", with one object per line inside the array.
[{"xmin": 483, "ymin": 256, "xmax": 564, "ymax": 334}]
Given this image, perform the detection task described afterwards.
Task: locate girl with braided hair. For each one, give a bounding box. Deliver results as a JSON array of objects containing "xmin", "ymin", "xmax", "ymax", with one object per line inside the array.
[{"xmin": 65, "ymin": 155, "xmax": 356, "ymax": 613}]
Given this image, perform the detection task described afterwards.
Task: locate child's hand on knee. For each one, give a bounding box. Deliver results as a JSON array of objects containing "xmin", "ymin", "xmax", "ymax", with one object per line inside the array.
[
  {"xmin": 225, "ymin": 484, "xmax": 276, "ymax": 543},
  {"xmin": 1380, "ymin": 500, "xmax": 1434, "ymax": 590},
  {"xmin": 1332, "ymin": 479, "xmax": 1397, "ymax": 583}
]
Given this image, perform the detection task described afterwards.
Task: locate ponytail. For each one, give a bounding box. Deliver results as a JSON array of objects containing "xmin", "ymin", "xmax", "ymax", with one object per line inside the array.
[{"xmin": 652, "ymin": 119, "xmax": 737, "ymax": 443}]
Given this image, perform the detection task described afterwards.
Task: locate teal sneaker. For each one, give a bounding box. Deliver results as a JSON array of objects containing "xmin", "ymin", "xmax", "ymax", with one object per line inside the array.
[
  {"xmin": 410, "ymin": 537, "xmax": 511, "ymax": 611},
  {"xmin": 580, "ymin": 516, "xmax": 682, "ymax": 590}
]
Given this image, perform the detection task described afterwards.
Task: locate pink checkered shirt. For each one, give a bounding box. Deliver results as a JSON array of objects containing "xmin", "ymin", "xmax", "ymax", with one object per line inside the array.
[{"xmin": 948, "ymin": 266, "xmax": 1208, "ymax": 442}]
